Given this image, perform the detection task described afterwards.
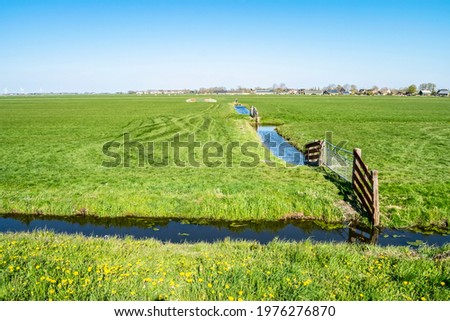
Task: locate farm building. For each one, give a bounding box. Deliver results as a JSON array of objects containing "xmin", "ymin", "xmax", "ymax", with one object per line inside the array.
[
  {"xmin": 323, "ymin": 89, "xmax": 340, "ymax": 95},
  {"xmin": 419, "ymin": 90, "xmax": 432, "ymax": 96},
  {"xmin": 304, "ymin": 90, "xmax": 323, "ymax": 95},
  {"xmin": 255, "ymin": 89, "xmax": 274, "ymax": 95},
  {"xmin": 436, "ymin": 89, "xmax": 449, "ymax": 97}
]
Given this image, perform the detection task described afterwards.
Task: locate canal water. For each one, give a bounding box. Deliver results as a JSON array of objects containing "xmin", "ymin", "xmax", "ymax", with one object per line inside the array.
[
  {"xmin": 257, "ymin": 126, "xmax": 305, "ymax": 165},
  {"xmin": 234, "ymin": 105, "xmax": 250, "ymax": 115},
  {"xmin": 0, "ymin": 214, "xmax": 448, "ymax": 247}
]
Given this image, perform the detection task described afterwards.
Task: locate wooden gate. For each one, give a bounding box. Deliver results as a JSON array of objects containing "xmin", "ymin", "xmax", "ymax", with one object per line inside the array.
[{"xmin": 352, "ymin": 148, "xmax": 380, "ymax": 226}]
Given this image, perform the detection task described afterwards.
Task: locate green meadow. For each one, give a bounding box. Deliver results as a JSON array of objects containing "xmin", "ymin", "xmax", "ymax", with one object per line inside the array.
[
  {"xmin": 0, "ymin": 95, "xmax": 344, "ymax": 222},
  {"xmin": 1, "ymin": 231, "xmax": 448, "ymax": 301},
  {"xmin": 1, "ymin": 95, "xmax": 449, "ymax": 229},
  {"xmin": 1, "ymin": 94, "xmax": 449, "ymax": 302}
]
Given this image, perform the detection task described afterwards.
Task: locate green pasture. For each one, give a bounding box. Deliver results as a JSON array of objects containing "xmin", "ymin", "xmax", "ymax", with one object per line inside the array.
[
  {"xmin": 1, "ymin": 231, "xmax": 448, "ymax": 301},
  {"xmin": 0, "ymin": 95, "xmax": 342, "ymax": 222},
  {"xmin": 240, "ymin": 95, "xmax": 450, "ymax": 230},
  {"xmin": 1, "ymin": 95, "xmax": 449, "ymax": 229}
]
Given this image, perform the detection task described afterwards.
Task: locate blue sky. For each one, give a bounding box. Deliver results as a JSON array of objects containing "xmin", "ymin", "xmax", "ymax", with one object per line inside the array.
[{"xmin": 1, "ymin": 0, "xmax": 449, "ymax": 92}]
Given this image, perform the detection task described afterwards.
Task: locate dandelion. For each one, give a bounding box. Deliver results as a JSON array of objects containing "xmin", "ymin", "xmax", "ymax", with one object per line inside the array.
[
  {"xmin": 359, "ymin": 294, "xmax": 364, "ymax": 298},
  {"xmin": 35, "ymin": 265, "xmax": 41, "ymax": 269},
  {"xmin": 208, "ymin": 283, "xmax": 213, "ymax": 288},
  {"xmin": 73, "ymin": 271, "xmax": 79, "ymax": 276},
  {"xmin": 440, "ymin": 282, "xmax": 445, "ymax": 286},
  {"xmin": 403, "ymin": 281, "xmax": 409, "ymax": 286},
  {"xmin": 421, "ymin": 297, "xmax": 427, "ymax": 301},
  {"xmin": 49, "ymin": 289, "xmax": 55, "ymax": 295},
  {"xmin": 228, "ymin": 296, "xmax": 235, "ymax": 301},
  {"xmin": 238, "ymin": 290, "xmax": 243, "ymax": 296},
  {"xmin": 87, "ymin": 267, "xmax": 92, "ymax": 273},
  {"xmin": 225, "ymin": 284, "xmax": 230, "ymax": 289}
]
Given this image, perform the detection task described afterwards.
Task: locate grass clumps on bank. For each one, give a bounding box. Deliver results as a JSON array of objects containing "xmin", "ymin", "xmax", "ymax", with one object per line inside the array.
[{"xmin": 1, "ymin": 231, "xmax": 449, "ymax": 301}]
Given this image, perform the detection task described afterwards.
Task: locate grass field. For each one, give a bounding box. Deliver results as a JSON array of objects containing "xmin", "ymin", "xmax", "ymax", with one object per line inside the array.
[
  {"xmin": 240, "ymin": 96, "xmax": 450, "ymax": 230},
  {"xmin": 0, "ymin": 95, "xmax": 345, "ymax": 222},
  {"xmin": 1, "ymin": 95, "xmax": 449, "ymax": 229},
  {"xmin": 1, "ymin": 95, "xmax": 449, "ymax": 302},
  {"xmin": 1, "ymin": 231, "xmax": 448, "ymax": 301}
]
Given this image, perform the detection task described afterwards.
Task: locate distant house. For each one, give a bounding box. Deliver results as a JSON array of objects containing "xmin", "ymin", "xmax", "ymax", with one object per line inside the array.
[
  {"xmin": 436, "ymin": 89, "xmax": 449, "ymax": 97},
  {"xmin": 419, "ymin": 90, "xmax": 432, "ymax": 96},
  {"xmin": 304, "ymin": 90, "xmax": 323, "ymax": 95},
  {"xmin": 323, "ymin": 89, "xmax": 339, "ymax": 96},
  {"xmin": 342, "ymin": 91, "xmax": 351, "ymax": 95},
  {"xmin": 255, "ymin": 89, "xmax": 274, "ymax": 95}
]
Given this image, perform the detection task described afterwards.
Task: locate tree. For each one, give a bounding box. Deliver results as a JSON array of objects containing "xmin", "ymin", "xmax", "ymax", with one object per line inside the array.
[
  {"xmin": 419, "ymin": 83, "xmax": 436, "ymax": 92},
  {"xmin": 407, "ymin": 84, "xmax": 417, "ymax": 95}
]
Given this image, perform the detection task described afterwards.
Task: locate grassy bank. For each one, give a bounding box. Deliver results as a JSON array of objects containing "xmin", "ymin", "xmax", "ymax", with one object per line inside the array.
[
  {"xmin": 0, "ymin": 231, "xmax": 448, "ymax": 301},
  {"xmin": 240, "ymin": 96, "xmax": 450, "ymax": 229}
]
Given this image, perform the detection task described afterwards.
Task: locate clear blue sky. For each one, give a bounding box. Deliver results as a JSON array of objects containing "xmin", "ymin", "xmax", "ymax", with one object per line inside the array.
[{"xmin": 1, "ymin": 0, "xmax": 449, "ymax": 93}]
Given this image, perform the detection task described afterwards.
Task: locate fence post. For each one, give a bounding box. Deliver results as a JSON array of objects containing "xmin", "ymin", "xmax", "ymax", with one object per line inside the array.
[
  {"xmin": 372, "ymin": 170, "xmax": 380, "ymax": 226},
  {"xmin": 319, "ymin": 140, "xmax": 324, "ymax": 166}
]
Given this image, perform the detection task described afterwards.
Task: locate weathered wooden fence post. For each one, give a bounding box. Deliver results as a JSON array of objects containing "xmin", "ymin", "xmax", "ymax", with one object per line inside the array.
[{"xmin": 372, "ymin": 170, "xmax": 380, "ymax": 226}]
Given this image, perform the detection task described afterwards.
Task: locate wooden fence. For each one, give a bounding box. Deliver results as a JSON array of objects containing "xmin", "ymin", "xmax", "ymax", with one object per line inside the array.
[
  {"xmin": 250, "ymin": 106, "xmax": 260, "ymax": 124},
  {"xmin": 303, "ymin": 140, "xmax": 323, "ymax": 166},
  {"xmin": 303, "ymin": 141, "xmax": 380, "ymax": 226},
  {"xmin": 352, "ymin": 148, "xmax": 380, "ymax": 226}
]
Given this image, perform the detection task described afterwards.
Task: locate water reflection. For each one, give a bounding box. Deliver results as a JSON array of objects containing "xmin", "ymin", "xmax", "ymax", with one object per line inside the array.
[{"xmin": 348, "ymin": 224, "xmax": 380, "ymax": 245}]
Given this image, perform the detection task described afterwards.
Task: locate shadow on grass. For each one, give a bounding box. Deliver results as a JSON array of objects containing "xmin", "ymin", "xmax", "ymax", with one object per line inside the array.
[{"xmin": 316, "ymin": 167, "xmax": 373, "ymax": 225}]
